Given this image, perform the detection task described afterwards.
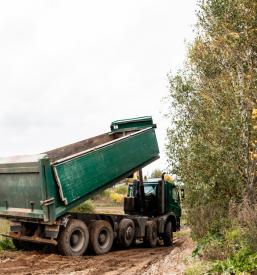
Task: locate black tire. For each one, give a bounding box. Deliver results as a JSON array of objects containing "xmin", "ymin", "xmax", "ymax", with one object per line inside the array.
[
  {"xmin": 163, "ymin": 221, "xmax": 173, "ymax": 247},
  {"xmin": 144, "ymin": 221, "xmax": 158, "ymax": 248},
  {"xmin": 58, "ymin": 219, "xmax": 89, "ymax": 256},
  {"xmin": 89, "ymin": 220, "xmax": 113, "ymax": 255},
  {"xmin": 118, "ymin": 219, "xmax": 135, "ymax": 248}
]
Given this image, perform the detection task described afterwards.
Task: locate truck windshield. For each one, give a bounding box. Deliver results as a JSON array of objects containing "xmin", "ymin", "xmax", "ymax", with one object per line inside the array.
[{"xmin": 144, "ymin": 185, "xmax": 157, "ymax": 195}]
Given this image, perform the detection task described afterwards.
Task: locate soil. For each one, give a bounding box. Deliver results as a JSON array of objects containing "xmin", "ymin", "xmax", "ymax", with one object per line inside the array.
[{"xmin": 0, "ymin": 228, "xmax": 194, "ymax": 275}]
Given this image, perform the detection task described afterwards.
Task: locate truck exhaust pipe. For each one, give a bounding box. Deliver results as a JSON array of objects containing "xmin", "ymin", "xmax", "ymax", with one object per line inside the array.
[{"xmin": 158, "ymin": 172, "xmax": 166, "ymax": 215}]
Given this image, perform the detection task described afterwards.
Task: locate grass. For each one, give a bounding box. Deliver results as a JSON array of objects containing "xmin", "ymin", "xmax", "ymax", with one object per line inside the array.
[
  {"xmin": 0, "ymin": 220, "xmax": 9, "ymax": 239},
  {"xmin": 0, "ymin": 219, "xmax": 14, "ymax": 251},
  {"xmin": 174, "ymin": 229, "xmax": 190, "ymax": 238},
  {"xmin": 113, "ymin": 184, "xmax": 128, "ymax": 195},
  {"xmin": 184, "ymin": 260, "xmax": 211, "ymax": 275}
]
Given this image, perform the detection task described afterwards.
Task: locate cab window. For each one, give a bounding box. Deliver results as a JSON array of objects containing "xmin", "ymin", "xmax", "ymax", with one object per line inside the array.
[
  {"xmin": 144, "ymin": 185, "xmax": 157, "ymax": 196},
  {"xmin": 172, "ymin": 187, "xmax": 180, "ymax": 202}
]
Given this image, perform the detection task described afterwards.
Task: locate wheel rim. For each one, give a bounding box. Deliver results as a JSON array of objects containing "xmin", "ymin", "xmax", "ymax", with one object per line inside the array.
[
  {"xmin": 97, "ymin": 228, "xmax": 110, "ymax": 249},
  {"xmin": 125, "ymin": 226, "xmax": 133, "ymax": 240},
  {"xmin": 70, "ymin": 229, "xmax": 85, "ymax": 252}
]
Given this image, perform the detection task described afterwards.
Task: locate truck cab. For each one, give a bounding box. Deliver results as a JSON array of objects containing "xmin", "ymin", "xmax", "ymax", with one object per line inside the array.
[
  {"xmin": 125, "ymin": 175, "xmax": 181, "ymax": 233},
  {"xmin": 143, "ymin": 179, "xmax": 181, "ymax": 219}
]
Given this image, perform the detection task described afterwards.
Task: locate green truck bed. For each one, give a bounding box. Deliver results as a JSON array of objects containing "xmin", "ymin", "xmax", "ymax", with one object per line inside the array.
[{"xmin": 0, "ymin": 117, "xmax": 159, "ymax": 223}]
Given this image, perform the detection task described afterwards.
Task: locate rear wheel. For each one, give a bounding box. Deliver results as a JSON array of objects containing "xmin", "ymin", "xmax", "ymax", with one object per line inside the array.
[
  {"xmin": 89, "ymin": 220, "xmax": 113, "ymax": 255},
  {"xmin": 163, "ymin": 221, "xmax": 173, "ymax": 246},
  {"xmin": 118, "ymin": 218, "xmax": 135, "ymax": 248},
  {"xmin": 144, "ymin": 221, "xmax": 158, "ymax": 248},
  {"xmin": 58, "ymin": 219, "xmax": 89, "ymax": 256}
]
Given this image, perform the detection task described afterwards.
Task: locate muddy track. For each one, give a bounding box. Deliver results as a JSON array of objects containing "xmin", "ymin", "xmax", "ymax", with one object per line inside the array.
[{"xmin": 0, "ymin": 229, "xmax": 193, "ymax": 275}]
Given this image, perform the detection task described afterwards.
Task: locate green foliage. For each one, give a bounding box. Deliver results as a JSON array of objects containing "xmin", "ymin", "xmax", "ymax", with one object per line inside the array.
[
  {"xmin": 71, "ymin": 199, "xmax": 95, "ymax": 213},
  {"xmin": 114, "ymin": 184, "xmax": 128, "ymax": 195},
  {"xmin": 93, "ymin": 184, "xmax": 127, "ymax": 201},
  {"xmin": 91, "ymin": 184, "xmax": 127, "ymax": 204},
  {"xmin": 166, "ymin": 0, "xmax": 257, "ymax": 240},
  {"xmin": 184, "ymin": 261, "xmax": 210, "ymax": 275},
  {"xmin": 101, "ymin": 189, "xmax": 112, "ymax": 199},
  {"xmin": 109, "ymin": 192, "xmax": 124, "ymax": 203},
  {"xmin": 166, "ymin": 0, "xmax": 257, "ymax": 272},
  {"xmin": 191, "ymin": 225, "xmax": 257, "ymax": 273},
  {"xmin": 192, "ymin": 233, "xmax": 224, "ymax": 259},
  {"xmin": 211, "ymin": 248, "xmax": 257, "ymax": 274},
  {"xmin": 0, "ymin": 220, "xmax": 13, "ymax": 251},
  {"xmin": 0, "ymin": 238, "xmax": 14, "ymax": 251}
]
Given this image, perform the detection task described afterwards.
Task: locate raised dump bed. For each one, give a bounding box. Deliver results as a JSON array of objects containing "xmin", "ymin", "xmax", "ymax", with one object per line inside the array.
[{"xmin": 0, "ymin": 116, "xmax": 159, "ymax": 223}]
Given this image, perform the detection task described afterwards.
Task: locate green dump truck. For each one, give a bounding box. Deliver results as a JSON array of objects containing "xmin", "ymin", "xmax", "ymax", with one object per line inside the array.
[{"xmin": 0, "ymin": 116, "xmax": 181, "ymax": 256}]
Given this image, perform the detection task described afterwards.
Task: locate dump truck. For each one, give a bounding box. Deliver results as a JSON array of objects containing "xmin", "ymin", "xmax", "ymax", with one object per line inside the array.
[{"xmin": 0, "ymin": 116, "xmax": 181, "ymax": 256}]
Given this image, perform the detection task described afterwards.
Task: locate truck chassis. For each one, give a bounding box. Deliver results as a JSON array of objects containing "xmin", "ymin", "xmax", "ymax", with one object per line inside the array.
[{"xmin": 4, "ymin": 211, "xmax": 179, "ymax": 256}]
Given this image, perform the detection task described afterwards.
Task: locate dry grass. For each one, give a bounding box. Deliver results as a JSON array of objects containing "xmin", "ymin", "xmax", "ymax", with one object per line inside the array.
[
  {"xmin": 184, "ymin": 259, "xmax": 211, "ymax": 275},
  {"xmin": 237, "ymin": 200, "xmax": 257, "ymax": 251},
  {"xmin": 0, "ymin": 219, "xmax": 14, "ymax": 251},
  {"xmin": 0, "ymin": 219, "xmax": 9, "ymax": 241}
]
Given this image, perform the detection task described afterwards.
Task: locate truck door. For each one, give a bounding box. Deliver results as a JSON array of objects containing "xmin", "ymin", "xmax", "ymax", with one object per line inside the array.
[{"xmin": 165, "ymin": 184, "xmax": 181, "ymax": 218}]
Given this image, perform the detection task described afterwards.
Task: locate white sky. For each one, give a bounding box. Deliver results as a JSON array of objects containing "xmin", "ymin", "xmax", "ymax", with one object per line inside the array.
[{"xmin": 0, "ymin": 1, "xmax": 197, "ymax": 174}]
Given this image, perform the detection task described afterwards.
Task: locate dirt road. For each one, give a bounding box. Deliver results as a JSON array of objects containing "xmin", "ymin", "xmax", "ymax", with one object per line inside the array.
[{"xmin": 0, "ymin": 228, "xmax": 193, "ymax": 275}]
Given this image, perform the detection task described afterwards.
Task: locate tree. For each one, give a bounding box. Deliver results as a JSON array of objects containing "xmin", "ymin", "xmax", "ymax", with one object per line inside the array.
[
  {"xmin": 166, "ymin": 0, "xmax": 257, "ymax": 238},
  {"xmin": 150, "ymin": 168, "xmax": 162, "ymax": 179}
]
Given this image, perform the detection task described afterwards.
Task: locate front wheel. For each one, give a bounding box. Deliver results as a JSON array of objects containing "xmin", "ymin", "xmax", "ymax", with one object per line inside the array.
[
  {"xmin": 144, "ymin": 221, "xmax": 158, "ymax": 248},
  {"xmin": 163, "ymin": 221, "xmax": 173, "ymax": 246},
  {"xmin": 58, "ymin": 219, "xmax": 89, "ymax": 256}
]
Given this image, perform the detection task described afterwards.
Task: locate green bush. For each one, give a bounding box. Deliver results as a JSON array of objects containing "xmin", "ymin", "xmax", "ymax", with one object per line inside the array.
[
  {"xmin": 114, "ymin": 185, "xmax": 127, "ymax": 195},
  {"xmin": 102, "ymin": 189, "xmax": 112, "ymax": 198},
  {"xmin": 184, "ymin": 261, "xmax": 210, "ymax": 275},
  {"xmin": 192, "ymin": 233, "xmax": 224, "ymax": 259},
  {"xmin": 211, "ymin": 248, "xmax": 257, "ymax": 274},
  {"xmin": 194, "ymin": 226, "xmax": 257, "ymax": 273},
  {"xmin": 71, "ymin": 199, "xmax": 95, "ymax": 213},
  {"xmin": 0, "ymin": 238, "xmax": 14, "ymax": 251},
  {"xmin": 109, "ymin": 192, "xmax": 124, "ymax": 203}
]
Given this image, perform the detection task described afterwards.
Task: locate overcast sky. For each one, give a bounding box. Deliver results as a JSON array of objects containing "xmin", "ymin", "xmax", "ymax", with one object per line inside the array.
[{"xmin": 0, "ymin": 1, "xmax": 197, "ymax": 174}]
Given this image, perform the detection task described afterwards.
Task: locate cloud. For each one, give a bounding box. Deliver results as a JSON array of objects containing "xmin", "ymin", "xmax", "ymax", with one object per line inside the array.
[{"xmin": 0, "ymin": 0, "xmax": 197, "ymax": 172}]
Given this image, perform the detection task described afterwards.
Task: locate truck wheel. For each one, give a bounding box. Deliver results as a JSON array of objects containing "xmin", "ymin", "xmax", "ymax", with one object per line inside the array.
[
  {"xmin": 58, "ymin": 219, "xmax": 89, "ymax": 256},
  {"xmin": 163, "ymin": 221, "xmax": 173, "ymax": 246},
  {"xmin": 144, "ymin": 221, "xmax": 158, "ymax": 248},
  {"xmin": 118, "ymin": 218, "xmax": 135, "ymax": 248},
  {"xmin": 89, "ymin": 220, "xmax": 113, "ymax": 255}
]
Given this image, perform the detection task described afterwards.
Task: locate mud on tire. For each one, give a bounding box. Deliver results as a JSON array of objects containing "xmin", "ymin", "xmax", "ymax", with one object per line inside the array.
[
  {"xmin": 118, "ymin": 218, "xmax": 135, "ymax": 248},
  {"xmin": 144, "ymin": 220, "xmax": 158, "ymax": 248},
  {"xmin": 88, "ymin": 220, "xmax": 113, "ymax": 255},
  {"xmin": 163, "ymin": 221, "xmax": 173, "ymax": 246},
  {"xmin": 58, "ymin": 219, "xmax": 89, "ymax": 256}
]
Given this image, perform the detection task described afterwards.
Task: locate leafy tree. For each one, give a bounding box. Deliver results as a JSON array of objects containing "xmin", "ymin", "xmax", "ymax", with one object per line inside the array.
[
  {"xmin": 150, "ymin": 168, "xmax": 163, "ymax": 178},
  {"xmin": 166, "ymin": 0, "xmax": 257, "ymax": 239}
]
